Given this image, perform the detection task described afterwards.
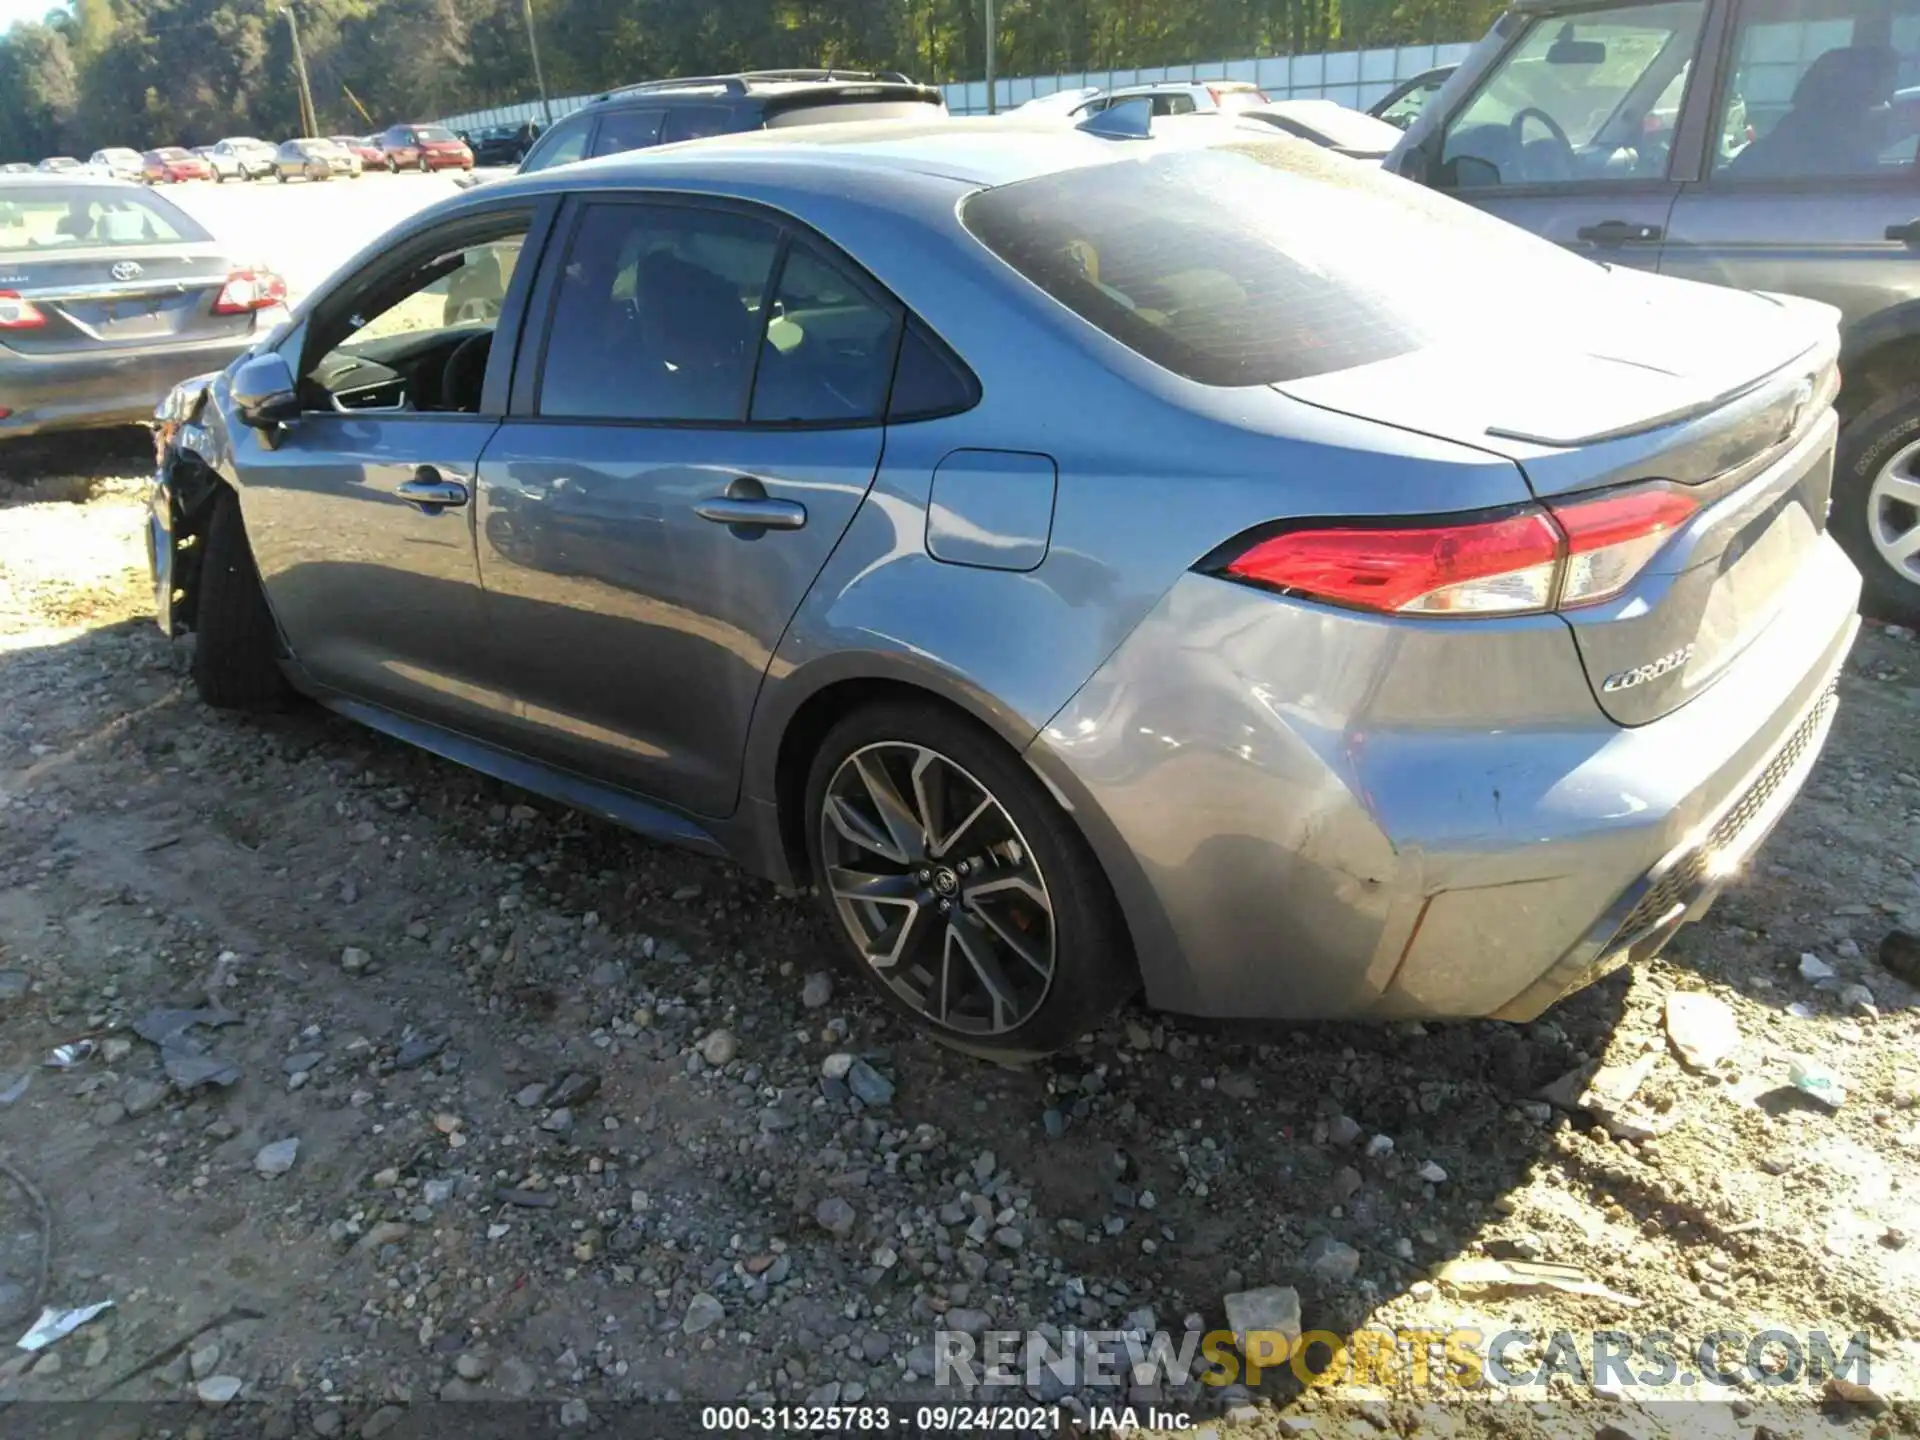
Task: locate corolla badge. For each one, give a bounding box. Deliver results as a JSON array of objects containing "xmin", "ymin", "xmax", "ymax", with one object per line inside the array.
[
  {"xmin": 1603, "ymin": 643, "xmax": 1696, "ymax": 693},
  {"xmin": 110, "ymin": 260, "xmax": 143, "ymax": 281}
]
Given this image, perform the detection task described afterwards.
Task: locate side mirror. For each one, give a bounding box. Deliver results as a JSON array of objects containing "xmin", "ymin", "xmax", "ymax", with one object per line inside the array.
[{"xmin": 231, "ymin": 352, "xmax": 300, "ymax": 429}]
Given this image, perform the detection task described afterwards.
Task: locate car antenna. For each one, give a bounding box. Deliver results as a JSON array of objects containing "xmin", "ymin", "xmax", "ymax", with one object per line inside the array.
[{"xmin": 1077, "ymin": 99, "xmax": 1153, "ymax": 140}]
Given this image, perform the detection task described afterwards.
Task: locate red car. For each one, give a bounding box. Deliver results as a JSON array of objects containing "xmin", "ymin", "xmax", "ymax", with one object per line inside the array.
[
  {"xmin": 330, "ymin": 135, "xmax": 386, "ymax": 169},
  {"xmin": 376, "ymin": 124, "xmax": 473, "ymax": 173},
  {"xmin": 141, "ymin": 147, "xmax": 213, "ymax": 183}
]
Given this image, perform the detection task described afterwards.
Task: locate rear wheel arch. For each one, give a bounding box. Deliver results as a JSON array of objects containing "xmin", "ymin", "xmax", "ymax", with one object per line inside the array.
[
  {"xmin": 1838, "ymin": 308, "xmax": 1920, "ymax": 421},
  {"xmin": 770, "ymin": 675, "xmax": 1027, "ymax": 887}
]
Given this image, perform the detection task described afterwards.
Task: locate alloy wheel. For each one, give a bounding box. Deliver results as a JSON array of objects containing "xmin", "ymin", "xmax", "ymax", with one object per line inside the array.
[
  {"xmin": 818, "ymin": 742, "xmax": 1055, "ymax": 1037},
  {"xmin": 1868, "ymin": 438, "xmax": 1920, "ymax": 591}
]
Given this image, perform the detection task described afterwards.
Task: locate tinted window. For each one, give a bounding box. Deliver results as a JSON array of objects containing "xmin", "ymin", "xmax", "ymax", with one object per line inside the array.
[
  {"xmin": 1151, "ymin": 93, "xmax": 1197, "ymax": 115},
  {"xmin": 591, "ymin": 108, "xmax": 664, "ymax": 156},
  {"xmin": 1715, "ymin": 0, "xmax": 1920, "ymax": 177},
  {"xmin": 662, "ymin": 105, "xmax": 737, "ymax": 143},
  {"xmin": 888, "ymin": 319, "xmax": 979, "ymax": 421},
  {"xmin": 963, "ymin": 143, "xmax": 1605, "ymax": 386},
  {"xmin": 538, "ymin": 203, "xmax": 781, "ymax": 422},
  {"xmin": 751, "ymin": 243, "xmax": 901, "ymax": 424},
  {"xmin": 523, "ymin": 114, "xmax": 590, "ymax": 172}
]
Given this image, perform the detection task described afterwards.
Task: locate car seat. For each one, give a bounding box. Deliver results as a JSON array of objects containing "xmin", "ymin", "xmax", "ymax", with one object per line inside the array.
[{"xmin": 1726, "ymin": 44, "xmax": 1899, "ymax": 178}]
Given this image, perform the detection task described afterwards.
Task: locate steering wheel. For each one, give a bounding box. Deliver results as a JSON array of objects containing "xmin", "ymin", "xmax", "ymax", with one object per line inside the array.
[{"xmin": 1508, "ymin": 106, "xmax": 1576, "ymax": 182}]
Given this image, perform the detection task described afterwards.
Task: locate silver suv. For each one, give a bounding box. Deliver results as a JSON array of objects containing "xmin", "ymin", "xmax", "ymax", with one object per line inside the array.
[
  {"xmin": 1388, "ymin": 0, "xmax": 1920, "ymax": 622},
  {"xmin": 1069, "ymin": 80, "xmax": 1268, "ymax": 118}
]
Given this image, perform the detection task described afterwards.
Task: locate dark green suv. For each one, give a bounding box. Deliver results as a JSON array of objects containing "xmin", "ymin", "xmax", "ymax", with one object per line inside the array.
[
  {"xmin": 1387, "ymin": 0, "xmax": 1920, "ymax": 621},
  {"xmin": 517, "ymin": 69, "xmax": 946, "ymax": 176}
]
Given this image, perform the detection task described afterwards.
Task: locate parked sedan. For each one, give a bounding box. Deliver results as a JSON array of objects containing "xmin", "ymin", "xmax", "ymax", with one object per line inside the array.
[
  {"xmin": 142, "ymin": 147, "xmax": 213, "ymax": 183},
  {"xmin": 149, "ymin": 121, "xmax": 1854, "ymax": 1057},
  {"xmin": 273, "ymin": 138, "xmax": 351, "ymax": 181},
  {"xmin": 212, "ymin": 137, "xmax": 279, "ymax": 180},
  {"xmin": 36, "ymin": 157, "xmax": 82, "ymax": 172},
  {"xmin": 0, "ymin": 163, "xmax": 32, "ymax": 175},
  {"xmin": 87, "ymin": 147, "xmax": 147, "ymax": 182},
  {"xmin": 195, "ymin": 145, "xmax": 245, "ymax": 182},
  {"xmin": 0, "ymin": 174, "xmax": 286, "ymax": 437},
  {"xmin": 329, "ymin": 135, "xmax": 385, "ymax": 170}
]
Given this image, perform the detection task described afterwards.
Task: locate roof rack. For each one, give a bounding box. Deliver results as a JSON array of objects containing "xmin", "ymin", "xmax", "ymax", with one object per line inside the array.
[{"xmin": 598, "ymin": 67, "xmax": 914, "ymax": 100}]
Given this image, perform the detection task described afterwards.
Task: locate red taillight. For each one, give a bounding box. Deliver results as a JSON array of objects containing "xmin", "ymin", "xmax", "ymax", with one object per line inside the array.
[
  {"xmin": 1226, "ymin": 511, "xmax": 1562, "ymax": 615},
  {"xmin": 0, "ymin": 290, "xmax": 46, "ymax": 329},
  {"xmin": 1220, "ymin": 485, "xmax": 1698, "ymax": 617},
  {"xmin": 1549, "ymin": 485, "xmax": 1699, "ymax": 608},
  {"xmin": 212, "ymin": 269, "xmax": 287, "ymax": 315}
]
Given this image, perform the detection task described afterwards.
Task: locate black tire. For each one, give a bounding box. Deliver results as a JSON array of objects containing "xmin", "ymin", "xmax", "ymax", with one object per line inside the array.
[
  {"xmin": 277, "ymin": 172, "xmax": 287, "ymax": 183},
  {"xmin": 192, "ymin": 488, "xmax": 294, "ymax": 711},
  {"xmin": 1835, "ymin": 386, "xmax": 1920, "ymax": 624},
  {"xmin": 802, "ymin": 700, "xmax": 1134, "ymax": 1061},
  {"xmin": 418, "ymin": 155, "xmax": 430, "ymax": 173}
]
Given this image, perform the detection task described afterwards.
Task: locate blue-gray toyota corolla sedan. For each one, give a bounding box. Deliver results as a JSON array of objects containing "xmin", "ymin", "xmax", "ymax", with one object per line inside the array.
[{"xmin": 148, "ymin": 117, "xmax": 1859, "ymax": 1059}]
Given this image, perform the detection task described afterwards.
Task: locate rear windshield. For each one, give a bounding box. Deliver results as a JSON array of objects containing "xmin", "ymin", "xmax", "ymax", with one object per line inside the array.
[
  {"xmin": 416, "ymin": 127, "xmax": 456, "ymax": 142},
  {"xmin": 961, "ymin": 141, "xmax": 1603, "ymax": 386},
  {"xmin": 0, "ymin": 186, "xmax": 205, "ymax": 250},
  {"xmin": 155, "ymin": 147, "xmax": 191, "ymax": 160}
]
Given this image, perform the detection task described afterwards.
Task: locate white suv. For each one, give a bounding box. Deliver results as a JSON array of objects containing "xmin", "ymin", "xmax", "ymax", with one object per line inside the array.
[{"xmin": 1069, "ymin": 80, "xmax": 1267, "ymax": 119}]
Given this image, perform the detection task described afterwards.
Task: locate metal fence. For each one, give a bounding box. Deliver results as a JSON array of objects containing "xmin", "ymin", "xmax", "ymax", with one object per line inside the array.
[{"xmin": 433, "ymin": 40, "xmax": 1475, "ymax": 134}]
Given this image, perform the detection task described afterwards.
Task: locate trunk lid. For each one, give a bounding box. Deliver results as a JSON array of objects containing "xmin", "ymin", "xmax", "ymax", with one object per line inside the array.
[
  {"xmin": 1275, "ymin": 273, "xmax": 1841, "ymax": 726},
  {"xmin": 0, "ymin": 244, "xmax": 250, "ymax": 353}
]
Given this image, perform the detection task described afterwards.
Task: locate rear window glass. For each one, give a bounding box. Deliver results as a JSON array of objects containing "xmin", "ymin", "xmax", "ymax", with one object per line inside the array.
[
  {"xmin": 416, "ymin": 127, "xmax": 456, "ymax": 142},
  {"xmin": 961, "ymin": 142, "xmax": 1603, "ymax": 386},
  {"xmin": 0, "ymin": 186, "xmax": 205, "ymax": 250}
]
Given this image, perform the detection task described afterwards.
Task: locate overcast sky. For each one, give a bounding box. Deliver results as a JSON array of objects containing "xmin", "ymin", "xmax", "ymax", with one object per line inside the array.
[{"xmin": 3, "ymin": 0, "xmax": 65, "ymax": 34}]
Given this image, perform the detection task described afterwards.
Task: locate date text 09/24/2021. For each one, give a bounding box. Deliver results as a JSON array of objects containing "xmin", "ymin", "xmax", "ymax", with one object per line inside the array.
[{"xmin": 697, "ymin": 1404, "xmax": 1188, "ymax": 1433}]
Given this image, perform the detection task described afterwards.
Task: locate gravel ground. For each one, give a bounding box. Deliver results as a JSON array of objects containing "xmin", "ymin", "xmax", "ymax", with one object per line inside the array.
[{"xmin": 0, "ymin": 441, "xmax": 1915, "ymax": 1440}]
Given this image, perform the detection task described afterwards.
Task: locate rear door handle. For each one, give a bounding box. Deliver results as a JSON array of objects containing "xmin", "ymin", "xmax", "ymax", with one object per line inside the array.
[
  {"xmin": 395, "ymin": 467, "xmax": 469, "ymax": 513},
  {"xmin": 693, "ymin": 496, "xmax": 808, "ymax": 531},
  {"xmin": 1886, "ymin": 219, "xmax": 1920, "ymax": 244},
  {"xmin": 1575, "ymin": 219, "xmax": 1663, "ymax": 245}
]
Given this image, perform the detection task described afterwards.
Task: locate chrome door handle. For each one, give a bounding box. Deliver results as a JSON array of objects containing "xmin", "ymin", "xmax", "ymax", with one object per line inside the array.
[
  {"xmin": 396, "ymin": 468, "xmax": 468, "ymax": 513},
  {"xmin": 693, "ymin": 496, "xmax": 807, "ymax": 530}
]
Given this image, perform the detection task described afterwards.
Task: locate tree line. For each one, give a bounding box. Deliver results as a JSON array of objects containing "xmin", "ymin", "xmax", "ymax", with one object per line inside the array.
[{"xmin": 0, "ymin": 0, "xmax": 1498, "ymax": 160}]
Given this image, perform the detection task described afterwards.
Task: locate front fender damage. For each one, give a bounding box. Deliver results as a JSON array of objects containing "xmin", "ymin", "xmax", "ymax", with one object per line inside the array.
[{"xmin": 150, "ymin": 372, "xmax": 228, "ymax": 637}]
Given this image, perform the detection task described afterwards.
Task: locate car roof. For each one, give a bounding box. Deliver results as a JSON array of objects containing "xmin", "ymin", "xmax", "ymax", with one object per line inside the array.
[
  {"xmin": 1108, "ymin": 79, "xmax": 1258, "ymax": 93},
  {"xmin": 0, "ymin": 171, "xmax": 144, "ymax": 188},
  {"xmin": 491, "ymin": 113, "xmax": 1292, "ymax": 197},
  {"xmin": 586, "ymin": 69, "xmax": 932, "ymax": 110}
]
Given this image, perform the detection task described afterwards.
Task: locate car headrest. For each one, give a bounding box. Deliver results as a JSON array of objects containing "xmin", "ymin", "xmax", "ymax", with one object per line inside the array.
[{"xmin": 1793, "ymin": 45, "xmax": 1898, "ymax": 111}]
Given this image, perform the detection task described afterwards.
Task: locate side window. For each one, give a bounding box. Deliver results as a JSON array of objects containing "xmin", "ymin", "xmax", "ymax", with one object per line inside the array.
[
  {"xmin": 1153, "ymin": 93, "xmax": 1198, "ymax": 116},
  {"xmin": 591, "ymin": 108, "xmax": 665, "ymax": 157},
  {"xmin": 662, "ymin": 106, "xmax": 737, "ymax": 144},
  {"xmin": 750, "ymin": 243, "xmax": 902, "ymax": 424},
  {"xmin": 1439, "ymin": 0, "xmax": 1707, "ymax": 186},
  {"xmin": 302, "ymin": 220, "xmax": 529, "ymax": 414},
  {"xmin": 524, "ymin": 115, "xmax": 590, "ymax": 172},
  {"xmin": 1716, "ymin": 0, "xmax": 1920, "ymax": 177},
  {"xmin": 537, "ymin": 203, "xmax": 781, "ymax": 422},
  {"xmin": 888, "ymin": 318, "xmax": 980, "ymax": 422}
]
